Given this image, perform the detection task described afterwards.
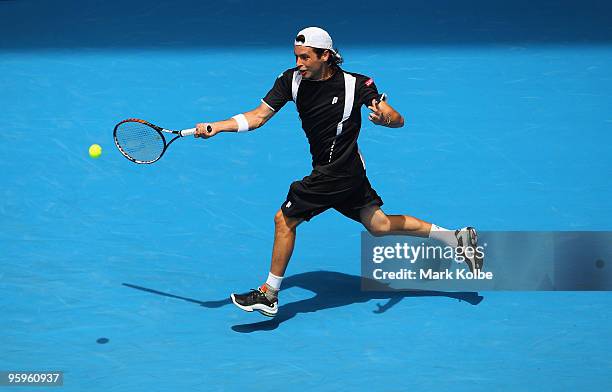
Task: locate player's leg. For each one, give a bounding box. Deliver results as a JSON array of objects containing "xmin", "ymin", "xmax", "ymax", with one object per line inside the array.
[
  {"xmin": 269, "ymin": 209, "xmax": 302, "ymax": 277},
  {"xmin": 230, "ymin": 210, "xmax": 301, "ymax": 317},
  {"xmin": 264, "ymin": 210, "xmax": 302, "ymax": 300},
  {"xmin": 231, "ymin": 171, "xmax": 333, "ymax": 317},
  {"xmin": 359, "ymin": 206, "xmax": 482, "ymax": 272},
  {"xmin": 359, "ymin": 205, "xmax": 432, "ymax": 237}
]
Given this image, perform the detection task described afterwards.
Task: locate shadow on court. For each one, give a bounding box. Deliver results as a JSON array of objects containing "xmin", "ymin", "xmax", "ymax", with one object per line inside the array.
[{"xmin": 123, "ymin": 271, "xmax": 483, "ymax": 333}]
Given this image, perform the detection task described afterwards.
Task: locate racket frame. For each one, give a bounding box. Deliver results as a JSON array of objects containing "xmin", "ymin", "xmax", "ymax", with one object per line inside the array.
[{"xmin": 113, "ymin": 118, "xmax": 195, "ymax": 164}]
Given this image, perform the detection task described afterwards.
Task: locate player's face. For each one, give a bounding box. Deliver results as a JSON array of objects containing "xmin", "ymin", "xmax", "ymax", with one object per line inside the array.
[{"xmin": 294, "ymin": 46, "xmax": 329, "ymax": 80}]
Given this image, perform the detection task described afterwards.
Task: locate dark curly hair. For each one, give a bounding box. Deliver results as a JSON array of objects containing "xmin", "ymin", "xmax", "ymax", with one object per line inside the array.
[{"xmin": 312, "ymin": 47, "xmax": 343, "ymax": 67}]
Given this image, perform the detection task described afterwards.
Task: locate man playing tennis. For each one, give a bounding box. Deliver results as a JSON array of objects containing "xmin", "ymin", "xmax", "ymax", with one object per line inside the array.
[{"xmin": 195, "ymin": 27, "xmax": 482, "ymax": 317}]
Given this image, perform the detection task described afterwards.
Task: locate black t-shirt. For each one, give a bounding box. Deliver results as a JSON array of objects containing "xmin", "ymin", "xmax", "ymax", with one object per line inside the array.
[{"xmin": 262, "ymin": 67, "xmax": 381, "ymax": 177}]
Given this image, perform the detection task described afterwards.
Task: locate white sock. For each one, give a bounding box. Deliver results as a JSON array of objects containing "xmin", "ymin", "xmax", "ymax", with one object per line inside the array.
[
  {"xmin": 429, "ymin": 224, "xmax": 458, "ymax": 247},
  {"xmin": 265, "ymin": 272, "xmax": 283, "ymax": 291}
]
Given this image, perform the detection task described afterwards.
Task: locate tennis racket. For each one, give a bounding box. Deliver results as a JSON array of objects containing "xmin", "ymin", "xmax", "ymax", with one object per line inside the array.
[{"xmin": 113, "ymin": 118, "xmax": 211, "ymax": 164}]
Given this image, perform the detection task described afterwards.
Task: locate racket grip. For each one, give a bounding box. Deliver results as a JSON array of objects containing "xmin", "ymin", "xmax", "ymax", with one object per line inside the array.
[
  {"xmin": 180, "ymin": 125, "xmax": 212, "ymax": 137},
  {"xmin": 180, "ymin": 128, "xmax": 196, "ymax": 137}
]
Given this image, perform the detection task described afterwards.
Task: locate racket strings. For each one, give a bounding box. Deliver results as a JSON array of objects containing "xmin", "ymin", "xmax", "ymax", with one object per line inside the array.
[{"xmin": 115, "ymin": 122, "xmax": 165, "ymax": 163}]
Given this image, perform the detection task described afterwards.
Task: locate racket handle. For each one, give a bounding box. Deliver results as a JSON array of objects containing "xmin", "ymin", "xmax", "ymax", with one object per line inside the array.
[
  {"xmin": 180, "ymin": 128, "xmax": 196, "ymax": 137},
  {"xmin": 180, "ymin": 125, "xmax": 213, "ymax": 137}
]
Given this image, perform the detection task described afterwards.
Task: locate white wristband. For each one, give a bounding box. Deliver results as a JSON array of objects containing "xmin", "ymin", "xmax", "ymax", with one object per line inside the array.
[{"xmin": 232, "ymin": 114, "xmax": 250, "ymax": 132}]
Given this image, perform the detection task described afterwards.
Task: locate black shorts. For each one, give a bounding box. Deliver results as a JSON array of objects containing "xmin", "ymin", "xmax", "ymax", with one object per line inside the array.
[{"xmin": 280, "ymin": 170, "xmax": 383, "ymax": 223}]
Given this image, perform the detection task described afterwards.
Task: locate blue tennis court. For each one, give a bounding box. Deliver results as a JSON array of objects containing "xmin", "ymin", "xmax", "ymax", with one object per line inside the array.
[{"xmin": 1, "ymin": 0, "xmax": 611, "ymax": 390}]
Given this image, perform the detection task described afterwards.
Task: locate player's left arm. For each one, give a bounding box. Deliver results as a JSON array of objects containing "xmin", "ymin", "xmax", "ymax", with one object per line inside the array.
[{"xmin": 367, "ymin": 99, "xmax": 404, "ymax": 128}]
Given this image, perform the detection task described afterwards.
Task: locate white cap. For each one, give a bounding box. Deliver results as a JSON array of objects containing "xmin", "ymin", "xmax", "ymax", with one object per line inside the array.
[{"xmin": 294, "ymin": 27, "xmax": 336, "ymax": 54}]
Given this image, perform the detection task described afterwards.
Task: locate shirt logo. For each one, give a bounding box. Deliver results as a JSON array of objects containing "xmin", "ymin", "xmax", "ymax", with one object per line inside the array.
[
  {"xmin": 285, "ymin": 201, "xmax": 292, "ymax": 208},
  {"xmin": 332, "ymin": 97, "xmax": 338, "ymax": 105},
  {"xmin": 365, "ymin": 78, "xmax": 374, "ymax": 87}
]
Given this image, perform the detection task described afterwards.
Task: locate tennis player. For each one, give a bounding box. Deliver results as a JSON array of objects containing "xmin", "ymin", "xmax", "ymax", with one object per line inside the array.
[{"xmin": 195, "ymin": 27, "xmax": 483, "ymax": 317}]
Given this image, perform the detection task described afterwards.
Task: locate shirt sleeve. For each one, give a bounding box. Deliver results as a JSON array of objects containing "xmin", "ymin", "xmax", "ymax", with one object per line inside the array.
[
  {"xmin": 262, "ymin": 70, "xmax": 293, "ymax": 112},
  {"xmin": 357, "ymin": 75, "xmax": 382, "ymax": 107}
]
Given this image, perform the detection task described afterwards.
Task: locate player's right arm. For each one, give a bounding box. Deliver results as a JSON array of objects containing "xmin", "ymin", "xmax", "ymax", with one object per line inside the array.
[
  {"xmin": 195, "ymin": 69, "xmax": 292, "ymax": 138},
  {"xmin": 194, "ymin": 102, "xmax": 276, "ymax": 138}
]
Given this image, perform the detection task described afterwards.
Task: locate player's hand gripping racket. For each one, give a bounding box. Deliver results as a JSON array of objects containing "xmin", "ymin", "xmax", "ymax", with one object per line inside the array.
[{"xmin": 113, "ymin": 118, "xmax": 211, "ymax": 164}]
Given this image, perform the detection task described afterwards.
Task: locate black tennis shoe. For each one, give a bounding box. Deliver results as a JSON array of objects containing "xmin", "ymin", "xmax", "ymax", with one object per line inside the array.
[
  {"xmin": 230, "ymin": 286, "xmax": 278, "ymax": 317},
  {"xmin": 455, "ymin": 227, "xmax": 484, "ymax": 273}
]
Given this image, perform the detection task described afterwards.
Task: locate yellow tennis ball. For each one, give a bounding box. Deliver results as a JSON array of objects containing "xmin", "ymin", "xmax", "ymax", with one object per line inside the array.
[{"xmin": 89, "ymin": 144, "xmax": 102, "ymax": 159}]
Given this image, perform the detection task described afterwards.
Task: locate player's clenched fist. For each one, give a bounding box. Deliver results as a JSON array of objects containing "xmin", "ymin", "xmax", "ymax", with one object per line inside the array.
[{"xmin": 195, "ymin": 123, "xmax": 217, "ymax": 138}]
